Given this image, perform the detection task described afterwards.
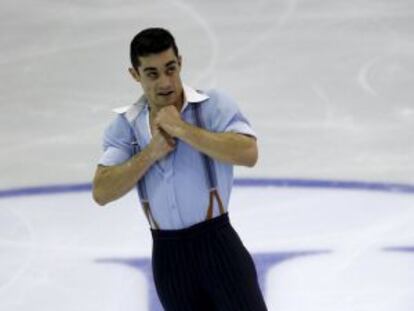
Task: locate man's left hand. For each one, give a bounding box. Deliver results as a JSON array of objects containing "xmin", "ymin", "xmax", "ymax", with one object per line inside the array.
[{"xmin": 154, "ymin": 105, "xmax": 186, "ymax": 138}]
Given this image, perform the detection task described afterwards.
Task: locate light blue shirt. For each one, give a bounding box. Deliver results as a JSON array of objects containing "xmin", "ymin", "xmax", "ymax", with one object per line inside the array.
[{"xmin": 98, "ymin": 85, "xmax": 256, "ymax": 229}]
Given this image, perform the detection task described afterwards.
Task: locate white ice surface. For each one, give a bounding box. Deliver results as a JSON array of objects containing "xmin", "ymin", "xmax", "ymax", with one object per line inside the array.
[{"xmin": 0, "ymin": 0, "xmax": 413, "ymax": 187}]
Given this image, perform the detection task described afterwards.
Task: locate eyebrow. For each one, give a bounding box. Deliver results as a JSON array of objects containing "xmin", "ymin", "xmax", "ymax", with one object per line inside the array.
[
  {"xmin": 165, "ymin": 60, "xmax": 177, "ymax": 67},
  {"xmin": 143, "ymin": 60, "xmax": 178, "ymax": 72}
]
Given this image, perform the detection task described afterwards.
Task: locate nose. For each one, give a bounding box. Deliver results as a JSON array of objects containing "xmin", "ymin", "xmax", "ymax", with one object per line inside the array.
[{"xmin": 157, "ymin": 73, "xmax": 172, "ymax": 91}]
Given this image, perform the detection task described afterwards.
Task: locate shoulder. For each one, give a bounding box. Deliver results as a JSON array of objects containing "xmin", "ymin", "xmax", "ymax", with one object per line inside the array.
[
  {"xmin": 202, "ymin": 89, "xmax": 240, "ymax": 115},
  {"xmin": 103, "ymin": 113, "xmax": 133, "ymax": 140},
  {"xmin": 104, "ymin": 101, "xmax": 143, "ymax": 138},
  {"xmin": 112, "ymin": 99, "xmax": 146, "ymax": 123},
  {"xmin": 204, "ymin": 89, "xmax": 236, "ymax": 103},
  {"xmin": 196, "ymin": 89, "xmax": 244, "ymax": 131}
]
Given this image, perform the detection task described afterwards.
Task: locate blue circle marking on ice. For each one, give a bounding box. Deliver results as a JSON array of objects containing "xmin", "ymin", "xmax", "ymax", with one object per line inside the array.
[
  {"xmin": 1, "ymin": 178, "xmax": 414, "ymax": 311},
  {"xmin": 1, "ymin": 178, "xmax": 414, "ymax": 198}
]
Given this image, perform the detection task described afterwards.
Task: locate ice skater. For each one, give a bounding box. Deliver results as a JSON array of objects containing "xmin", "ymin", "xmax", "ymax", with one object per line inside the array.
[{"xmin": 92, "ymin": 27, "xmax": 267, "ymax": 311}]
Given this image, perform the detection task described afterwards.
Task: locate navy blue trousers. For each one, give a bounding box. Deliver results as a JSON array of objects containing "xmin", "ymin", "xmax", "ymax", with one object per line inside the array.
[{"xmin": 151, "ymin": 213, "xmax": 268, "ymax": 311}]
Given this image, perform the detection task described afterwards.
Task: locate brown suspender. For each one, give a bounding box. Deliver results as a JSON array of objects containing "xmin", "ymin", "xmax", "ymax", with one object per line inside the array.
[
  {"xmin": 142, "ymin": 201, "xmax": 160, "ymax": 229},
  {"xmin": 192, "ymin": 101, "xmax": 226, "ymax": 221},
  {"xmin": 131, "ymin": 141, "xmax": 160, "ymax": 230},
  {"xmin": 206, "ymin": 188, "xmax": 225, "ymax": 220}
]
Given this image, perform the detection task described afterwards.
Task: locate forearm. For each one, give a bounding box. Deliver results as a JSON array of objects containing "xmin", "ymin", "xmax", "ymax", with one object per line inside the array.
[
  {"xmin": 177, "ymin": 122, "xmax": 258, "ymax": 167},
  {"xmin": 92, "ymin": 147, "xmax": 156, "ymax": 206}
]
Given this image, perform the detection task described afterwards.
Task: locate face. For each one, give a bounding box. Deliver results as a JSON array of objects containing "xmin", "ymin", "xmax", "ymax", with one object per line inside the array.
[{"xmin": 129, "ymin": 48, "xmax": 183, "ymax": 112}]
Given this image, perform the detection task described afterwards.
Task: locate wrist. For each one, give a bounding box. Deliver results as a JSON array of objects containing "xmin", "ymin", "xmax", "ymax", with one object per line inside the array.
[
  {"xmin": 143, "ymin": 143, "xmax": 160, "ymax": 163},
  {"xmin": 174, "ymin": 119, "xmax": 189, "ymax": 138}
]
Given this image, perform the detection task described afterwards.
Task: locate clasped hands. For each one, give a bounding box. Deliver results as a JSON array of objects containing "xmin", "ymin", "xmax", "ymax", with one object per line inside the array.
[
  {"xmin": 154, "ymin": 105, "xmax": 187, "ymax": 141},
  {"xmin": 149, "ymin": 105, "xmax": 189, "ymax": 160}
]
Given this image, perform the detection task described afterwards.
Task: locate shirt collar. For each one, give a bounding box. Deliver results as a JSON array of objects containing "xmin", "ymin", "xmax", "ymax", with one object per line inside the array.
[
  {"xmin": 113, "ymin": 84, "xmax": 209, "ymax": 122},
  {"xmin": 183, "ymin": 84, "xmax": 209, "ymax": 104}
]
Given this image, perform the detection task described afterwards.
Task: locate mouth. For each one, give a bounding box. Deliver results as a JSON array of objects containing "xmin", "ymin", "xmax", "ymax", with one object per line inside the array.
[{"xmin": 158, "ymin": 91, "xmax": 174, "ymax": 97}]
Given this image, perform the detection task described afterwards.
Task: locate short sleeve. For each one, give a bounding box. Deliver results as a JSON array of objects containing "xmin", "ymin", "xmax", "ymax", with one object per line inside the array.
[
  {"xmin": 204, "ymin": 90, "xmax": 256, "ymax": 138},
  {"xmin": 98, "ymin": 114, "xmax": 134, "ymax": 166}
]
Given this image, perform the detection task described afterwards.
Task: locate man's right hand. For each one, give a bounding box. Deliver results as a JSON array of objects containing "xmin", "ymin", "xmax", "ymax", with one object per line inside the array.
[
  {"xmin": 92, "ymin": 127, "xmax": 176, "ymax": 206},
  {"xmin": 148, "ymin": 127, "xmax": 176, "ymax": 161}
]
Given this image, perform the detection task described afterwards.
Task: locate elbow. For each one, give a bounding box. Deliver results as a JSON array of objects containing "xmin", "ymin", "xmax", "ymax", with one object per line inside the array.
[
  {"xmin": 92, "ymin": 173, "xmax": 109, "ymax": 206},
  {"xmin": 92, "ymin": 186, "xmax": 108, "ymax": 206},
  {"xmin": 247, "ymin": 158, "xmax": 258, "ymax": 168},
  {"xmin": 93, "ymin": 196, "xmax": 107, "ymax": 207},
  {"xmin": 92, "ymin": 166, "xmax": 111, "ymax": 206},
  {"xmin": 241, "ymin": 140, "xmax": 258, "ymax": 167},
  {"xmin": 245, "ymin": 149, "xmax": 258, "ymax": 167}
]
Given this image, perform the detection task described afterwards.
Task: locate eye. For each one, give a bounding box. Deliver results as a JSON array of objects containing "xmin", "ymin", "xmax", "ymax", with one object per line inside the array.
[
  {"xmin": 146, "ymin": 72, "xmax": 158, "ymax": 79},
  {"xmin": 166, "ymin": 66, "xmax": 176, "ymax": 75}
]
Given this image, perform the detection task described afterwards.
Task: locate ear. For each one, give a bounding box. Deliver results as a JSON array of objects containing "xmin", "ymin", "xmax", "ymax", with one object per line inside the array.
[
  {"xmin": 178, "ymin": 55, "xmax": 182, "ymax": 68},
  {"xmin": 128, "ymin": 67, "xmax": 141, "ymax": 82}
]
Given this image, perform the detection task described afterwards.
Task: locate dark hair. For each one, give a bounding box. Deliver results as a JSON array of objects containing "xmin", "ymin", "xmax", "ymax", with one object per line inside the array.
[{"xmin": 130, "ymin": 27, "xmax": 179, "ymax": 69}]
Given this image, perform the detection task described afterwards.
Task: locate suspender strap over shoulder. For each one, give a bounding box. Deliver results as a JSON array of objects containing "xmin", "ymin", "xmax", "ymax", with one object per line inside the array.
[
  {"xmin": 192, "ymin": 103, "xmax": 225, "ymax": 220},
  {"xmin": 131, "ymin": 140, "xmax": 160, "ymax": 230}
]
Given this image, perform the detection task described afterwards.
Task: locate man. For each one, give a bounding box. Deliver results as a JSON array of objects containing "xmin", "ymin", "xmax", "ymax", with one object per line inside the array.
[{"xmin": 92, "ymin": 27, "xmax": 267, "ymax": 311}]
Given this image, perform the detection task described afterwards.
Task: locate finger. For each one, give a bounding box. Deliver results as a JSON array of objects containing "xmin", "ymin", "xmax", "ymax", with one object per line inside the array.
[{"xmin": 154, "ymin": 115, "xmax": 161, "ymax": 126}]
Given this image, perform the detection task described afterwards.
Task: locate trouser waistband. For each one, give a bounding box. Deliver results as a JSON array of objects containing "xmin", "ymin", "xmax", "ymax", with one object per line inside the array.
[{"xmin": 151, "ymin": 213, "xmax": 229, "ymax": 240}]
